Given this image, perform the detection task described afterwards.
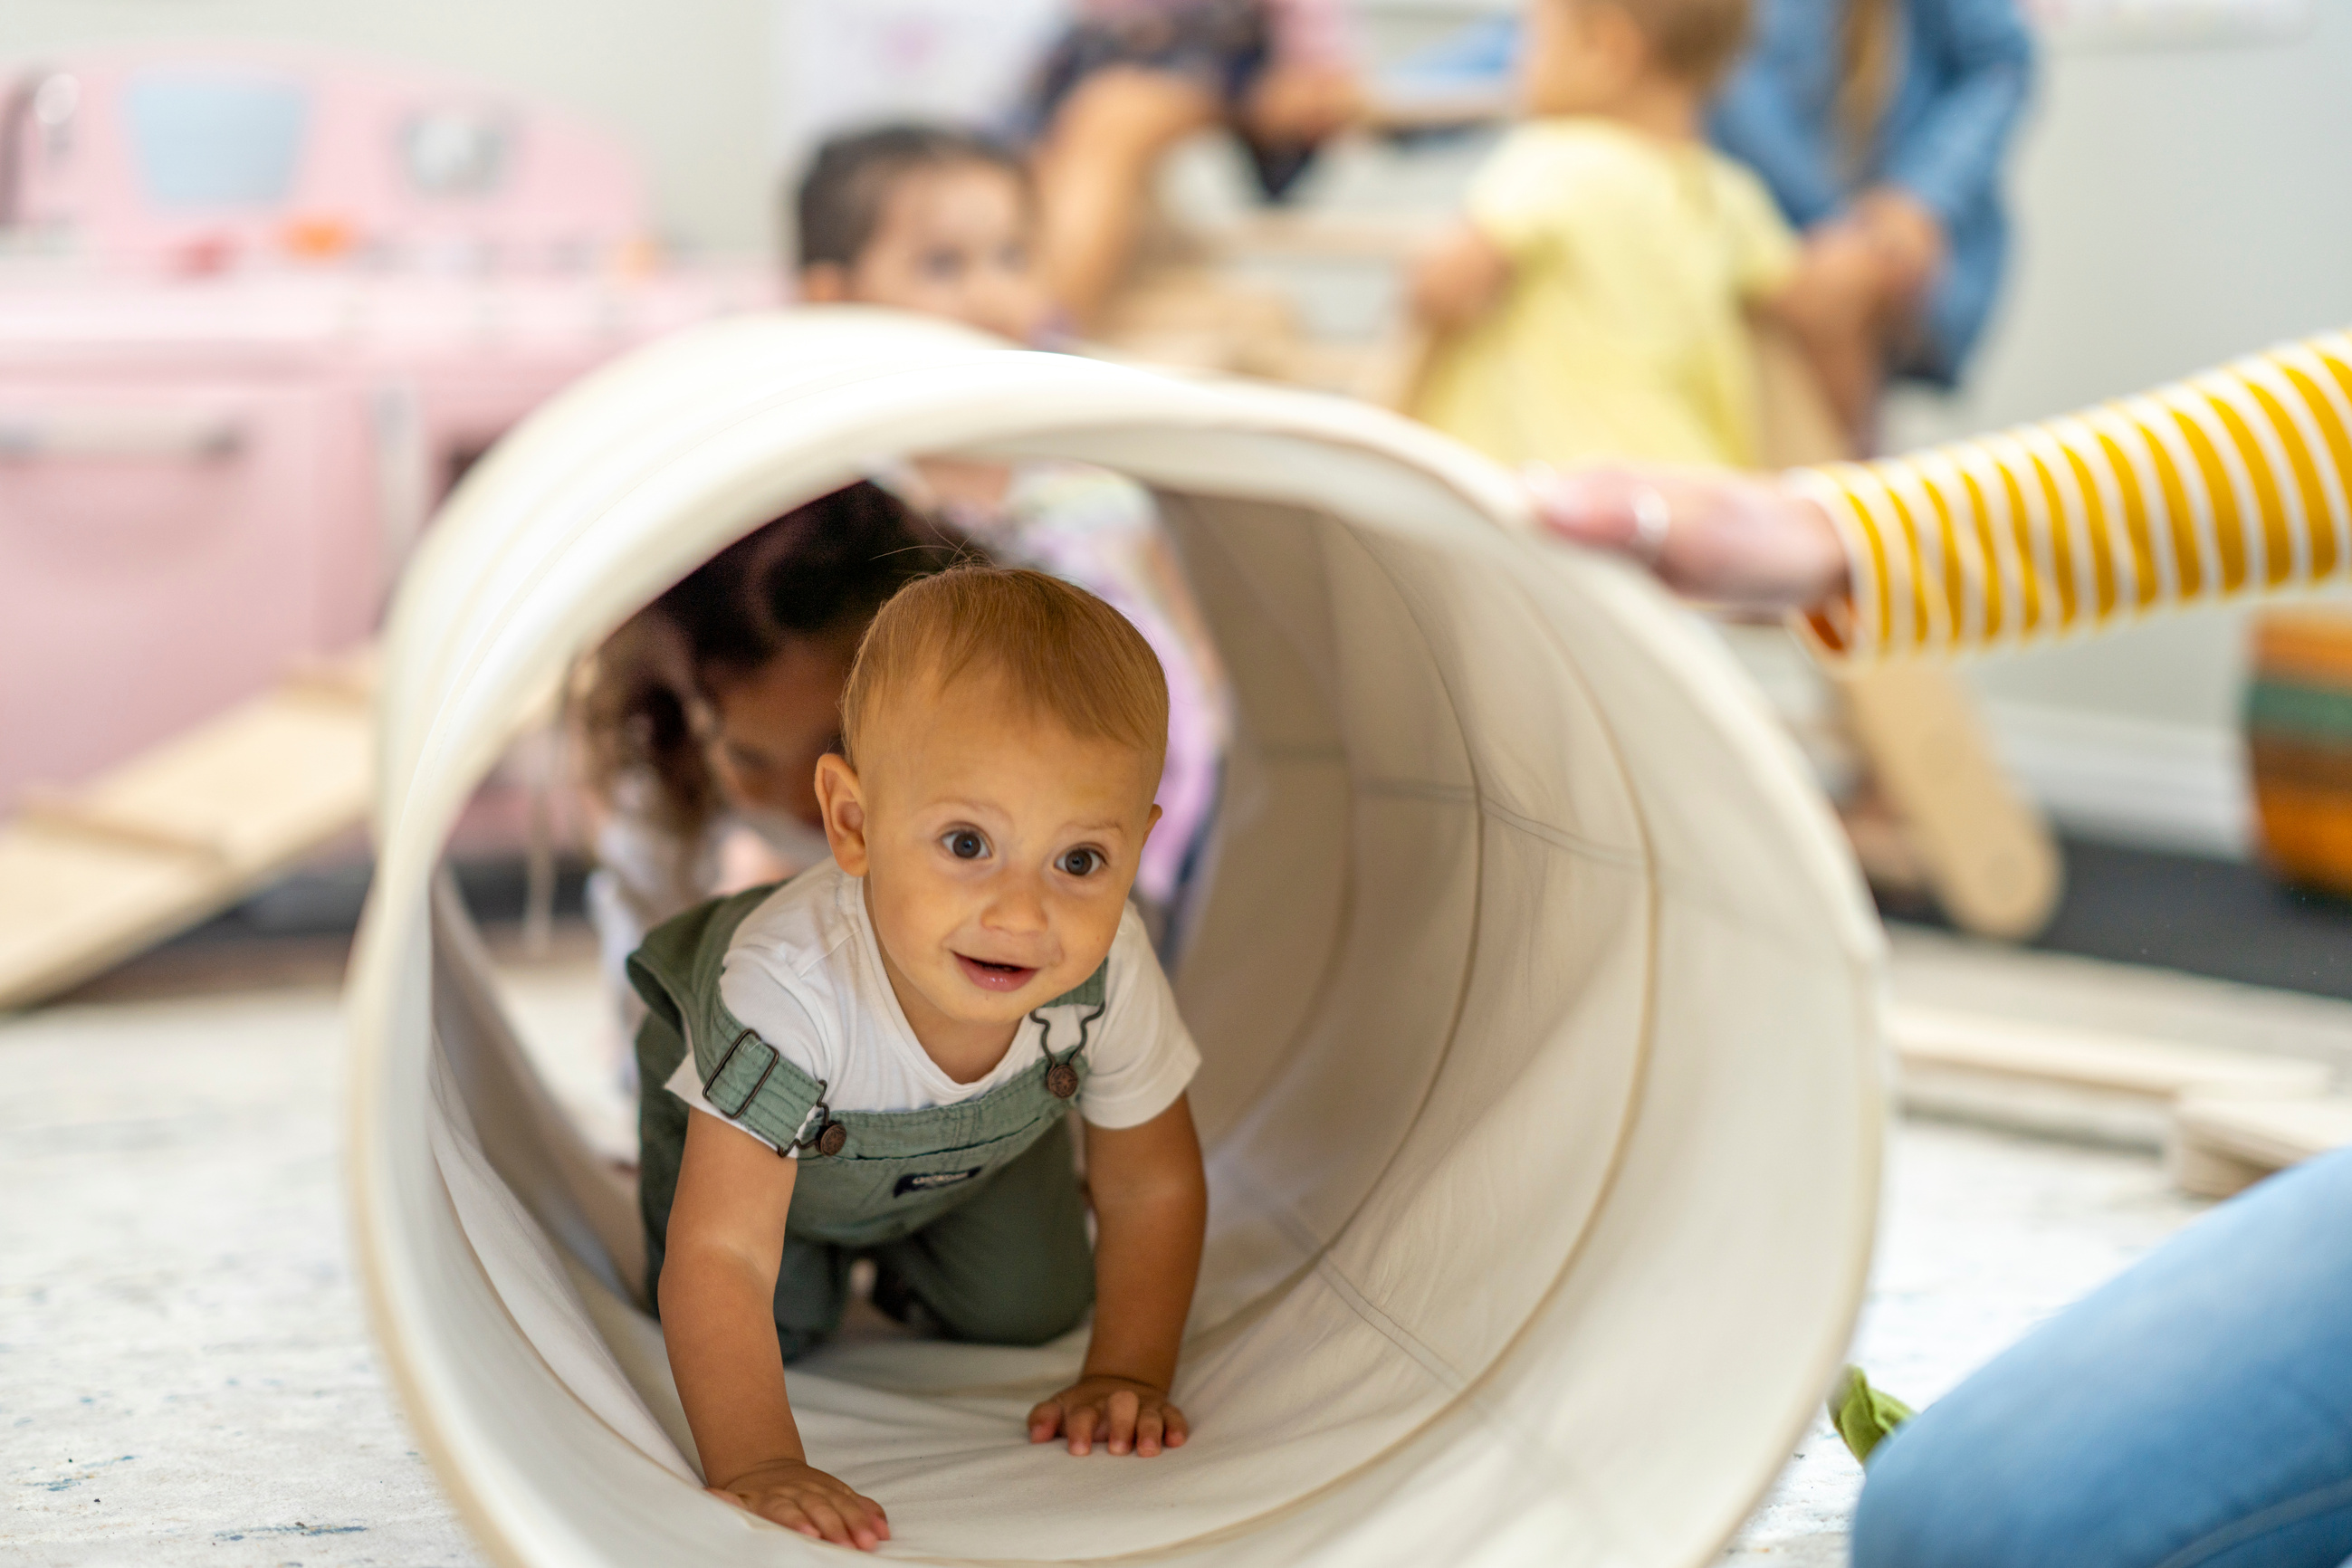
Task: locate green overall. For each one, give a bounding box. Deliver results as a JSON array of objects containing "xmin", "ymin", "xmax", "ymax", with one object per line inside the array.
[{"xmin": 630, "ymin": 884, "xmax": 1102, "ymax": 1362}]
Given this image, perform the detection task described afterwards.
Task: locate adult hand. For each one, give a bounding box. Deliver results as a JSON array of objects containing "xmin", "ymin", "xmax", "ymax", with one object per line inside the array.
[
  {"xmin": 1850, "ymin": 187, "xmax": 1947, "ymax": 307},
  {"xmin": 1766, "ymin": 190, "xmax": 1950, "ymax": 443},
  {"xmin": 1781, "ymin": 189, "xmax": 1946, "ymax": 339},
  {"xmin": 1777, "ymin": 221, "xmax": 1882, "ymax": 341},
  {"xmin": 1525, "ymin": 464, "xmax": 1849, "ymax": 613}
]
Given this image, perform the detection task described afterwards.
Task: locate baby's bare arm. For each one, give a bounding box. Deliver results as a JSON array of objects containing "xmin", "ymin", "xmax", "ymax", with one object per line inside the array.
[
  {"xmin": 663, "ymin": 1113, "xmax": 890, "ymax": 1550},
  {"xmin": 1409, "ymin": 222, "xmax": 1512, "ymax": 331},
  {"xmin": 1031, "ymin": 1095, "xmax": 1208, "ymax": 1456}
]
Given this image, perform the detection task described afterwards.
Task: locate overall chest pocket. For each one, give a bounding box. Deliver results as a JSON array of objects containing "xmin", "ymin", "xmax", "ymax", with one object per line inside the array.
[{"xmin": 784, "ymin": 1107, "xmax": 1072, "ymax": 1248}]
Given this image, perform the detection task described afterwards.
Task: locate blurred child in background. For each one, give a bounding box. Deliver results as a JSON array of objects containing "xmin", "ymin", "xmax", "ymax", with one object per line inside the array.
[
  {"xmin": 795, "ymin": 126, "xmax": 1051, "ymax": 345},
  {"xmin": 575, "ymin": 484, "xmax": 971, "ymax": 1069},
  {"xmin": 793, "ymin": 124, "xmax": 1228, "ymax": 946},
  {"xmin": 1406, "ymin": 0, "xmax": 1802, "ymax": 470},
  {"xmin": 1711, "ymin": 0, "xmax": 2032, "ymax": 444},
  {"xmin": 1023, "ymin": 0, "xmax": 1364, "ymax": 327}
]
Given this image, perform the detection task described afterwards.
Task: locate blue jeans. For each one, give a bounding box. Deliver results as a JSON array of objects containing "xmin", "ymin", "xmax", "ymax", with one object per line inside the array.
[{"xmin": 1853, "ymin": 1143, "xmax": 2352, "ymax": 1568}]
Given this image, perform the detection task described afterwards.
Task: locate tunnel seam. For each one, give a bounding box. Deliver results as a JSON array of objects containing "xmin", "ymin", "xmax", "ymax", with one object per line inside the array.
[
  {"xmin": 1492, "ymin": 550, "xmax": 1881, "ymax": 1564},
  {"xmin": 1356, "ymin": 778, "xmax": 1474, "ymax": 801},
  {"xmin": 1310, "ymin": 1260, "xmax": 1472, "ymax": 1394},
  {"xmin": 1248, "ymin": 1196, "xmax": 1473, "ymax": 1396},
  {"xmin": 1477, "ymin": 798, "xmax": 1647, "ymax": 868}
]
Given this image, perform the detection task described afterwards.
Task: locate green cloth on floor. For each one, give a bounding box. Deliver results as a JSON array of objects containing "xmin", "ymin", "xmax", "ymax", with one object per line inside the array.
[{"xmin": 1830, "ymin": 1364, "xmax": 1917, "ymax": 1464}]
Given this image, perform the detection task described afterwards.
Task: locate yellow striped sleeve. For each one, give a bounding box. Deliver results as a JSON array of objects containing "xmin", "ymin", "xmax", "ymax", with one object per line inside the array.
[{"xmin": 1796, "ymin": 330, "xmax": 2352, "ymax": 659}]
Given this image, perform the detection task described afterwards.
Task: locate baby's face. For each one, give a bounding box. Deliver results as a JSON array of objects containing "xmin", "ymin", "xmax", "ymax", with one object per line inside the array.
[
  {"xmin": 808, "ymin": 162, "xmax": 1048, "ymax": 344},
  {"xmin": 819, "ymin": 670, "xmax": 1160, "ymax": 1037}
]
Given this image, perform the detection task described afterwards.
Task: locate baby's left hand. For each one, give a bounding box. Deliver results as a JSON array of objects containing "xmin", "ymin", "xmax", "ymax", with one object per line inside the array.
[{"xmin": 1028, "ymin": 1375, "xmax": 1189, "ymax": 1457}]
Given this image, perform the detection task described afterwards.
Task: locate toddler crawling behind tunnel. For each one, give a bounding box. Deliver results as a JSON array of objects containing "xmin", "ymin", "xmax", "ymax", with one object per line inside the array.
[{"xmin": 628, "ymin": 566, "xmax": 1210, "ymax": 1550}]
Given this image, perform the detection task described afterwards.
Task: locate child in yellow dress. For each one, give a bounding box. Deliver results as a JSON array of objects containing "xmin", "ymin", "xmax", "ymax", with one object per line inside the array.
[{"xmin": 1408, "ymin": 0, "xmax": 1800, "ymax": 469}]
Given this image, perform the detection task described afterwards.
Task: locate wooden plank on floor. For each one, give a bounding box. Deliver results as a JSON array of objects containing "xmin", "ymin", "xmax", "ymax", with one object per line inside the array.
[
  {"xmin": 0, "ymin": 649, "xmax": 375, "ymax": 1011},
  {"xmin": 2169, "ymin": 1094, "xmax": 2352, "ymax": 1198},
  {"xmin": 1891, "ymin": 1003, "xmax": 2335, "ymax": 1148}
]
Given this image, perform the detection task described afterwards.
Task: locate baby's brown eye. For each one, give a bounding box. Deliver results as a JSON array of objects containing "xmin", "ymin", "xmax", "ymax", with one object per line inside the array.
[
  {"xmin": 1057, "ymin": 848, "xmax": 1102, "ymax": 877},
  {"xmin": 945, "ymin": 829, "xmax": 987, "ymax": 860}
]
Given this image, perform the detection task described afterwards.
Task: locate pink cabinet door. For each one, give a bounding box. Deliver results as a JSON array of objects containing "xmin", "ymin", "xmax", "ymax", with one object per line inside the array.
[{"xmin": 0, "ymin": 374, "xmax": 378, "ymax": 807}]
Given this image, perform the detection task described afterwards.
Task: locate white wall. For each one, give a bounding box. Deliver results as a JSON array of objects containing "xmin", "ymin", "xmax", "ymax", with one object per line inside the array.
[
  {"xmin": 770, "ymin": 0, "xmax": 1067, "ymax": 169},
  {"xmin": 1879, "ymin": 2, "xmax": 2352, "ymax": 851},
  {"xmin": 0, "ymin": 0, "xmax": 779, "ymax": 253}
]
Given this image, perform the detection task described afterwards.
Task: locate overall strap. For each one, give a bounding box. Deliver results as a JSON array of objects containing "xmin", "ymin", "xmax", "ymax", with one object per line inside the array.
[
  {"xmin": 695, "ymin": 1026, "xmax": 837, "ymax": 1156},
  {"xmin": 626, "ymin": 881, "xmax": 833, "ymax": 1155},
  {"xmin": 1029, "ymin": 961, "xmax": 1107, "ymax": 1101}
]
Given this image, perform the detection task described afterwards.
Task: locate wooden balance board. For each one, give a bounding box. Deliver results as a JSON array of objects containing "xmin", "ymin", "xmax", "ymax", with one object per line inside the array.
[
  {"xmin": 0, "ymin": 649, "xmax": 376, "ymax": 1010},
  {"xmin": 2170, "ymin": 1093, "xmax": 2352, "ymax": 1199},
  {"xmin": 1891, "ymin": 1003, "xmax": 2335, "ymax": 1152}
]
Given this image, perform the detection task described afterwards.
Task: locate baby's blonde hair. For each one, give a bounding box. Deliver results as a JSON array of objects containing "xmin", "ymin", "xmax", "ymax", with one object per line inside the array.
[
  {"xmin": 1559, "ymin": 0, "xmax": 1752, "ymax": 89},
  {"xmin": 840, "ymin": 566, "xmax": 1169, "ymax": 784}
]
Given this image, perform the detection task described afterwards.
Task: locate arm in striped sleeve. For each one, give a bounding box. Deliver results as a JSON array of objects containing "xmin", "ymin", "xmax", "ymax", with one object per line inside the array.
[{"xmin": 1794, "ymin": 330, "xmax": 2352, "ymax": 659}]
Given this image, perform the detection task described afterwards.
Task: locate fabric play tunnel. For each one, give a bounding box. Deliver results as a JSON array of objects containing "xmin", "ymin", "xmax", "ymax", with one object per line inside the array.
[{"xmin": 344, "ymin": 310, "xmax": 1887, "ymax": 1568}]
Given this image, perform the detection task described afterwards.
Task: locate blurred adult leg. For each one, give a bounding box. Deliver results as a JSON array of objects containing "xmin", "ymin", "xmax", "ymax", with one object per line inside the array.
[{"xmin": 1852, "ymin": 1144, "xmax": 2352, "ymax": 1568}]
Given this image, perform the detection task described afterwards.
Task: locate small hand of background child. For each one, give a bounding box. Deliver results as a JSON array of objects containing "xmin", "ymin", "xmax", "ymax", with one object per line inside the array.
[
  {"xmin": 708, "ymin": 1458, "xmax": 892, "ymax": 1552},
  {"xmin": 1409, "ymin": 225, "xmax": 1511, "ymax": 331},
  {"xmin": 1028, "ymin": 1373, "xmax": 1190, "ymax": 1457}
]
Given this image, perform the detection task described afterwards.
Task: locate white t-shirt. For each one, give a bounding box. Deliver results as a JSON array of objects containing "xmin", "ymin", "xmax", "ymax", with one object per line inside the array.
[{"xmin": 664, "ymin": 861, "xmax": 1200, "ymax": 1154}]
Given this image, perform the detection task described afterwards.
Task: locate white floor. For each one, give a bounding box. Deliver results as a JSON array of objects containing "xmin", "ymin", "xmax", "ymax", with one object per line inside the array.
[
  {"xmin": 10, "ymin": 929, "xmax": 2345, "ymax": 1567},
  {"xmin": 0, "ymin": 983, "xmax": 473, "ymax": 1568}
]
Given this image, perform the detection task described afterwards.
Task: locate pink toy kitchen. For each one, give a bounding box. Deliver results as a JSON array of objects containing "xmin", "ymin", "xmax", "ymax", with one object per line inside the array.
[{"xmin": 0, "ymin": 47, "xmax": 775, "ymax": 809}]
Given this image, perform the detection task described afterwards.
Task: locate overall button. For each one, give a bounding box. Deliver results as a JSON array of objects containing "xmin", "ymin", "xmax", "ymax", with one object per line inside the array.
[
  {"xmin": 1045, "ymin": 1061, "xmax": 1079, "ymax": 1100},
  {"xmin": 815, "ymin": 1121, "xmax": 848, "ymax": 1157}
]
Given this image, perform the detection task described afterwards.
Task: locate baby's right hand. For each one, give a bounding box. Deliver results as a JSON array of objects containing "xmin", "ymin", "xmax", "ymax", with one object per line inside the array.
[{"xmin": 708, "ymin": 1458, "xmax": 891, "ymax": 1552}]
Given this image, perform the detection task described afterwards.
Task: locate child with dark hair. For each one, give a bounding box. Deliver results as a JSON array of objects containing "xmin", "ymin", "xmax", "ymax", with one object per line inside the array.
[
  {"xmin": 793, "ymin": 124, "xmax": 1047, "ymax": 344},
  {"xmin": 787, "ymin": 124, "xmax": 1229, "ymax": 942},
  {"xmin": 573, "ymin": 481, "xmax": 974, "ymax": 1061}
]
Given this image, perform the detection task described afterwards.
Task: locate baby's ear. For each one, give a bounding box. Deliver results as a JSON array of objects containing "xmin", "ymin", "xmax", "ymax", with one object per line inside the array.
[{"xmin": 813, "ymin": 753, "xmax": 870, "ymax": 873}]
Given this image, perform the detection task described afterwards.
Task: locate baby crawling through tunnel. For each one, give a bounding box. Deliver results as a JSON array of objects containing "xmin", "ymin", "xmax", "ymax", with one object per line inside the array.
[
  {"xmin": 350, "ymin": 312, "xmax": 1881, "ymax": 1568},
  {"xmin": 632, "ymin": 563, "xmax": 1213, "ymax": 1549}
]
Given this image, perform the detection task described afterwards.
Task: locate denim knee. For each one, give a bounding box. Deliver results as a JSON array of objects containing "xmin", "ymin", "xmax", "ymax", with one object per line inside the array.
[
  {"xmin": 1850, "ymin": 1415, "xmax": 1983, "ymax": 1568},
  {"xmin": 1849, "ymin": 1408, "xmax": 2103, "ymax": 1568}
]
